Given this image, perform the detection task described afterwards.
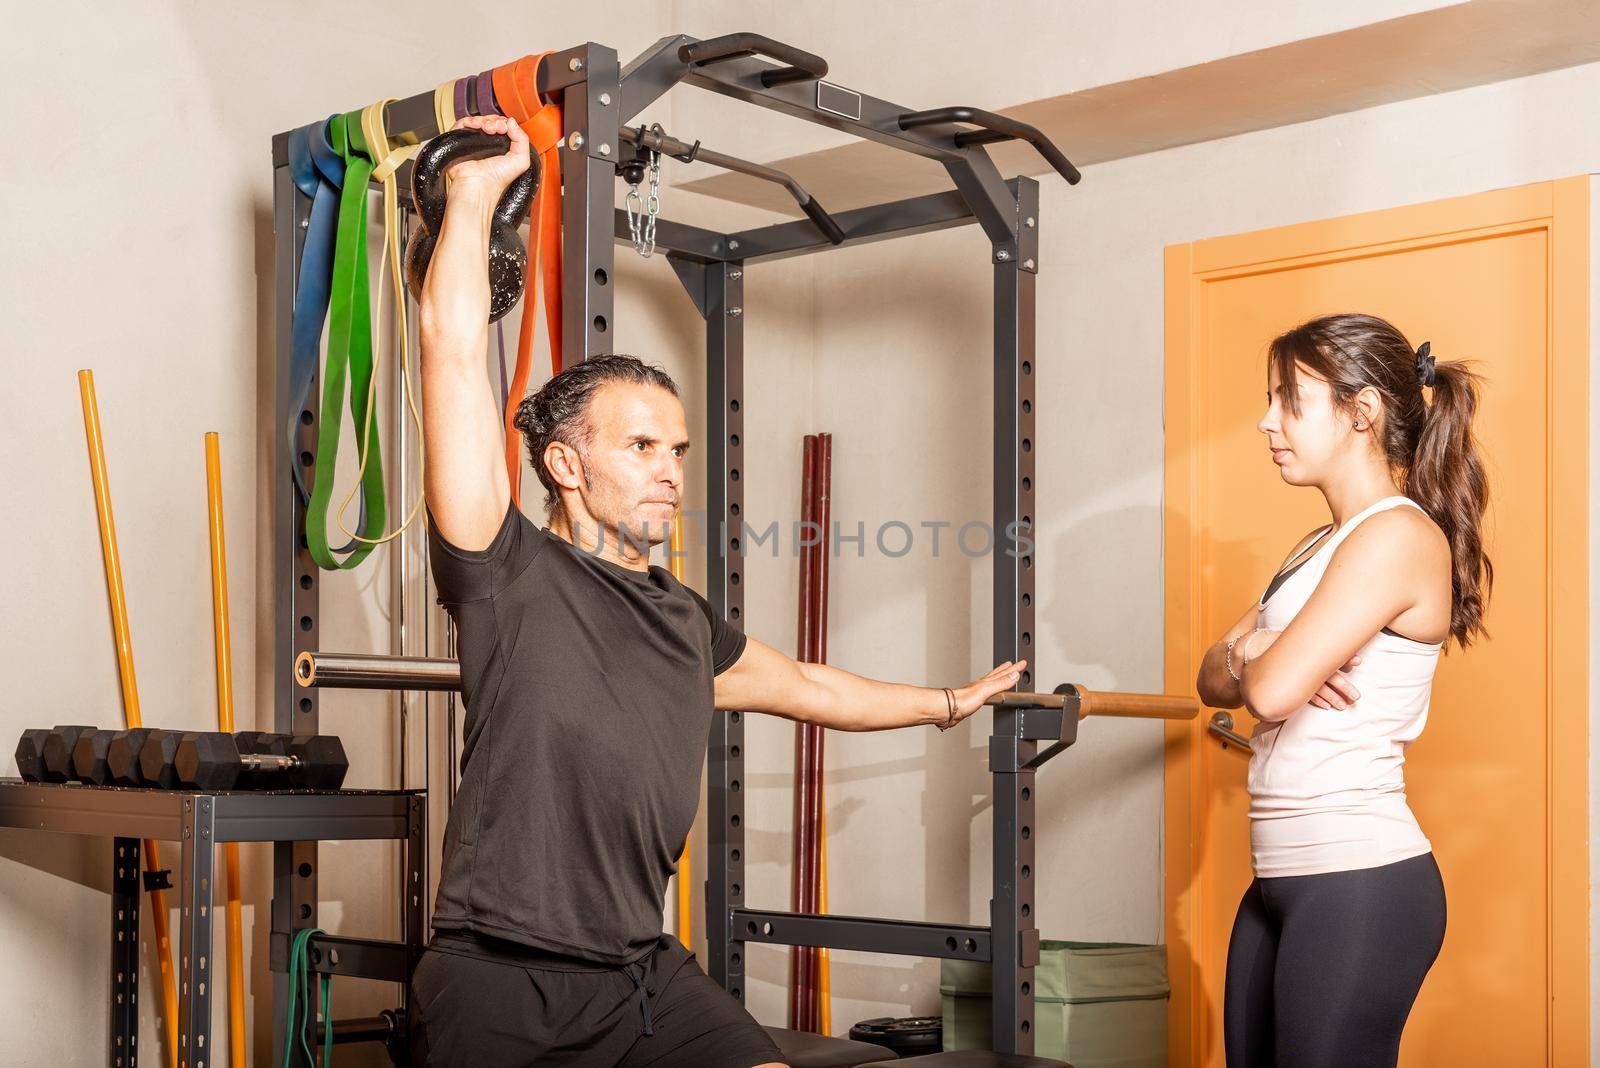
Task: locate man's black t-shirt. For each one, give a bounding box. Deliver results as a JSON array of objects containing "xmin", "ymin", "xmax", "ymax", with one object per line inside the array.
[{"xmin": 426, "ymin": 503, "xmax": 746, "ymax": 965}]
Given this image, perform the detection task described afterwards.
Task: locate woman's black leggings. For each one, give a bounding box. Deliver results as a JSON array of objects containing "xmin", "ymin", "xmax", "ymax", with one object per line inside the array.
[{"xmin": 1224, "ymin": 852, "xmax": 1446, "ymax": 1068}]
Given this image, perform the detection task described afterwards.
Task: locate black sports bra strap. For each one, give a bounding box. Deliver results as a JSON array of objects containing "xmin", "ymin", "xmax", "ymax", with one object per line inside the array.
[{"xmin": 1259, "ymin": 525, "xmax": 1335, "ymax": 605}]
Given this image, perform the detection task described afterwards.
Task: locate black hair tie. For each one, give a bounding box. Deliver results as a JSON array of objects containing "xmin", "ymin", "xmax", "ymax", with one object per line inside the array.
[{"xmin": 1414, "ymin": 341, "xmax": 1437, "ymax": 388}]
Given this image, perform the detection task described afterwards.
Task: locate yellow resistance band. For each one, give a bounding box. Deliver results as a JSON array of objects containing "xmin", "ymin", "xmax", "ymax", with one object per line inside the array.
[{"xmin": 338, "ymin": 99, "xmax": 426, "ymax": 547}]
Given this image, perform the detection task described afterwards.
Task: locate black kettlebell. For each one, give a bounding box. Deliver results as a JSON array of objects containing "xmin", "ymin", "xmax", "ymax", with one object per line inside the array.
[{"xmin": 405, "ymin": 130, "xmax": 539, "ymax": 323}]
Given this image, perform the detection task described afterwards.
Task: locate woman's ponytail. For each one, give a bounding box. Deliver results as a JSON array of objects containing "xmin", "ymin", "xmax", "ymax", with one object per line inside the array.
[{"xmin": 1403, "ymin": 356, "xmax": 1493, "ymax": 648}]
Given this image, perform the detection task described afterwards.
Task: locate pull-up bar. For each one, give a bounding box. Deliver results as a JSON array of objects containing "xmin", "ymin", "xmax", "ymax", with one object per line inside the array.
[
  {"xmin": 270, "ymin": 32, "xmax": 1076, "ymax": 250},
  {"xmin": 619, "ymin": 125, "xmax": 847, "ymax": 245}
]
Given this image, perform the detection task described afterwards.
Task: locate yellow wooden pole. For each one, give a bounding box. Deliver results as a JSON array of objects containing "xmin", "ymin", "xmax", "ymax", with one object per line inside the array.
[
  {"xmin": 78, "ymin": 370, "xmax": 180, "ymax": 1068},
  {"xmin": 819, "ymin": 792, "xmax": 832, "ymax": 1033},
  {"xmin": 669, "ymin": 516, "xmax": 694, "ymax": 946},
  {"xmin": 205, "ymin": 433, "xmax": 248, "ymax": 1068}
]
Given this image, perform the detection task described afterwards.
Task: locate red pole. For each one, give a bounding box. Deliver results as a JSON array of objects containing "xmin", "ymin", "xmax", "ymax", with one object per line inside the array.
[
  {"xmin": 789, "ymin": 435, "xmax": 818, "ymax": 1029},
  {"xmin": 805, "ymin": 433, "xmax": 833, "ymax": 1032}
]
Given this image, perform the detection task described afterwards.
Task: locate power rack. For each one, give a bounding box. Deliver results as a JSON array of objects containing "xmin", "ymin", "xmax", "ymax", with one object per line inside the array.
[{"xmin": 272, "ymin": 31, "xmax": 1081, "ymax": 1059}]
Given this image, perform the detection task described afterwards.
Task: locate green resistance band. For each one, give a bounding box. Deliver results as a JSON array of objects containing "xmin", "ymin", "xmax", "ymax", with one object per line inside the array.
[
  {"xmin": 305, "ymin": 109, "xmax": 388, "ymax": 571},
  {"xmin": 281, "ymin": 926, "xmax": 333, "ymax": 1068}
]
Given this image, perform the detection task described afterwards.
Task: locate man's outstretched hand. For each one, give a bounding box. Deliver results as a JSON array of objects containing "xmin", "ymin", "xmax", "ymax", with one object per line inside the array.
[{"xmin": 944, "ymin": 659, "xmax": 1029, "ymax": 728}]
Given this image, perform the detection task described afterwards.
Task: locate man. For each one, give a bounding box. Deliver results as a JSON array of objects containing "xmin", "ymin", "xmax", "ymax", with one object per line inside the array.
[{"xmin": 411, "ymin": 113, "xmax": 1026, "ymax": 1068}]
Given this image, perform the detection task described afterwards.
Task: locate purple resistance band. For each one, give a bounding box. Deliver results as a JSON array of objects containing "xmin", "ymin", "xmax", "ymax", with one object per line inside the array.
[
  {"xmin": 497, "ymin": 323, "xmax": 509, "ymax": 409},
  {"xmin": 476, "ymin": 70, "xmax": 501, "ymax": 115}
]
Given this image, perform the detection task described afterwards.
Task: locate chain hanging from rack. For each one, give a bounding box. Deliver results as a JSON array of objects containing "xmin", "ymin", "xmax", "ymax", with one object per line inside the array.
[{"xmin": 624, "ymin": 124, "xmax": 665, "ymax": 259}]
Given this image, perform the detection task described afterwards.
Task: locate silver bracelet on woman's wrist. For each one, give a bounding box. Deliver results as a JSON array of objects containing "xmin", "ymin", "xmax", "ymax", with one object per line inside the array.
[{"xmin": 1226, "ymin": 628, "xmax": 1266, "ymax": 683}]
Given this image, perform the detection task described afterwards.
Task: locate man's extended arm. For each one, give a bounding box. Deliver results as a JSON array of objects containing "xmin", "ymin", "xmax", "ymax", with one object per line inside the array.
[
  {"xmin": 714, "ymin": 635, "xmax": 1025, "ymax": 731},
  {"xmin": 418, "ymin": 116, "xmax": 529, "ymax": 551}
]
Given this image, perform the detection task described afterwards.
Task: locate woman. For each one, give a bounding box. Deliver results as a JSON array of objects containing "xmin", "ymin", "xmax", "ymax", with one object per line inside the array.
[{"xmin": 1194, "ymin": 313, "xmax": 1492, "ymax": 1067}]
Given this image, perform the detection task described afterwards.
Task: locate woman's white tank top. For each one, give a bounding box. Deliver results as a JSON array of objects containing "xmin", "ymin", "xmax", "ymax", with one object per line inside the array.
[{"xmin": 1247, "ymin": 495, "xmax": 1442, "ymax": 878}]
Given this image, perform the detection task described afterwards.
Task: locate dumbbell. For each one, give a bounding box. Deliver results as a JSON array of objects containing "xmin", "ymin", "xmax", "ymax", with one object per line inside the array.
[
  {"xmin": 234, "ymin": 731, "xmax": 290, "ymax": 789},
  {"xmin": 72, "ymin": 728, "xmax": 122, "ymax": 785},
  {"xmin": 175, "ymin": 732, "xmax": 348, "ymax": 791},
  {"xmin": 283, "ymin": 734, "xmax": 348, "ymax": 790},
  {"xmin": 138, "ymin": 729, "xmax": 196, "ymax": 790},
  {"xmin": 40, "ymin": 725, "xmax": 96, "ymax": 783},
  {"xmin": 15, "ymin": 725, "xmax": 102, "ymax": 783},
  {"xmin": 112, "ymin": 729, "xmax": 269, "ymax": 788},
  {"xmin": 106, "ymin": 728, "xmax": 156, "ymax": 787},
  {"xmin": 15, "ymin": 728, "xmax": 52, "ymax": 781}
]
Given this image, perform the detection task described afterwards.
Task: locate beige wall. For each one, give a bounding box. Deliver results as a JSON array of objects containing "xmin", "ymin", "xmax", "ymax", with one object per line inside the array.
[{"xmin": 3, "ymin": 3, "xmax": 1597, "ymax": 1064}]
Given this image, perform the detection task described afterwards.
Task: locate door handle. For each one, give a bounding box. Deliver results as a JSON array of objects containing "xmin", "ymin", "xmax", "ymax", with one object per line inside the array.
[{"xmin": 1209, "ymin": 711, "xmax": 1251, "ymax": 752}]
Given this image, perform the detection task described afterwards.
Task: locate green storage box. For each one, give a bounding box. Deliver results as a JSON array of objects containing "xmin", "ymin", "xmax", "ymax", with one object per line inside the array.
[{"xmin": 940, "ymin": 940, "xmax": 1169, "ymax": 1067}]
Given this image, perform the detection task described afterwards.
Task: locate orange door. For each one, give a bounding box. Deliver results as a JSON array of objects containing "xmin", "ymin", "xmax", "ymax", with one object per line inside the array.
[{"xmin": 1162, "ymin": 179, "xmax": 1589, "ymax": 1066}]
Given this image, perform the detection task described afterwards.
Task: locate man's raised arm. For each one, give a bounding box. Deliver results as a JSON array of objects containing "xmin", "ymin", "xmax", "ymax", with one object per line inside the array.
[{"xmin": 418, "ymin": 115, "xmax": 530, "ymax": 551}]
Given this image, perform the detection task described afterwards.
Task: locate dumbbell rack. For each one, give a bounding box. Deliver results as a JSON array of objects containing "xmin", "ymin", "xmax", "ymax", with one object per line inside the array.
[{"xmin": 0, "ymin": 780, "xmax": 424, "ymax": 1068}]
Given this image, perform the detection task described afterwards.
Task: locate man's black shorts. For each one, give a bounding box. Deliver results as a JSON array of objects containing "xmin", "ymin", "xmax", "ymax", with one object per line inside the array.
[{"xmin": 410, "ymin": 931, "xmax": 784, "ymax": 1067}]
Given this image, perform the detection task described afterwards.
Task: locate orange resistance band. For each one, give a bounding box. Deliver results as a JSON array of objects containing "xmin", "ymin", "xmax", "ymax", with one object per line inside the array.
[{"xmin": 492, "ymin": 53, "xmax": 564, "ymax": 507}]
